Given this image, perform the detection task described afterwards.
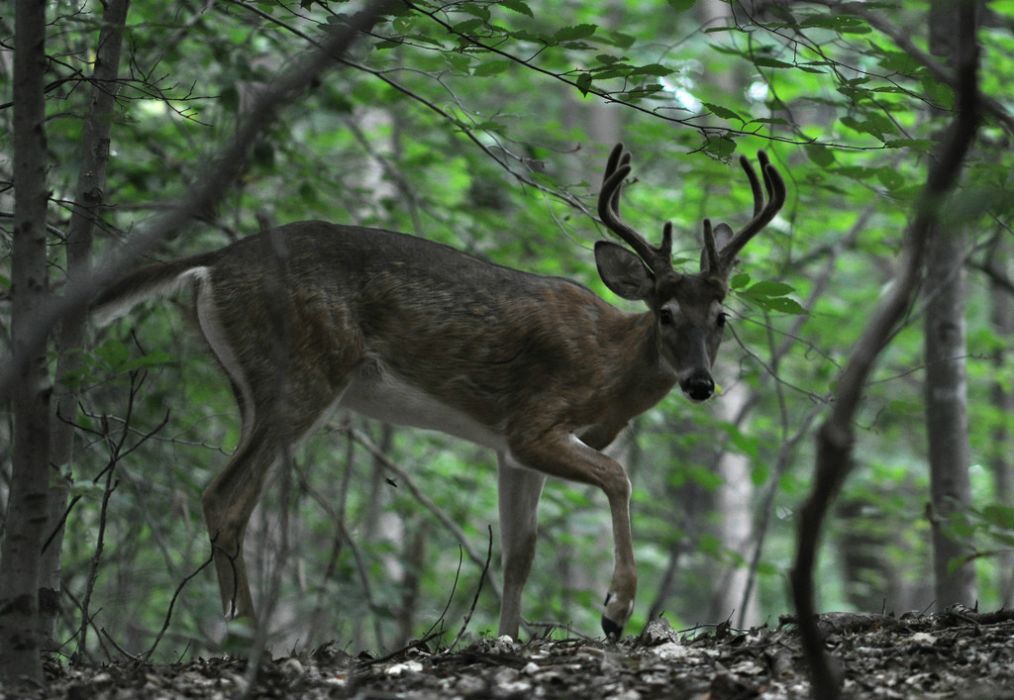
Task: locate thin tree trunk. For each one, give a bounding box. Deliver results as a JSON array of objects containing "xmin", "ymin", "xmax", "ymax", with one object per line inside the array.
[
  {"xmin": 395, "ymin": 520, "xmax": 428, "ymax": 647},
  {"xmin": 0, "ymin": 0, "xmax": 51, "ymax": 685},
  {"xmin": 711, "ymin": 378, "xmax": 759, "ymax": 626},
  {"xmin": 988, "ymin": 238, "xmax": 1013, "ymax": 606},
  {"xmin": 923, "ymin": 0, "xmax": 976, "ymax": 609},
  {"xmin": 45, "ymin": 0, "xmax": 131, "ymax": 644},
  {"xmin": 924, "ymin": 230, "xmax": 976, "ymax": 607}
]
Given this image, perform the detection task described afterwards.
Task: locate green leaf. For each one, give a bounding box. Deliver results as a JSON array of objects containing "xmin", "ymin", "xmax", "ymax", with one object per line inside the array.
[
  {"xmin": 884, "ymin": 138, "xmax": 934, "ymax": 152},
  {"xmin": 799, "ymin": 14, "xmax": 863, "ymax": 30},
  {"xmin": 982, "ymin": 504, "xmax": 1014, "ymax": 530},
  {"xmin": 119, "ymin": 351, "xmax": 174, "ymax": 373},
  {"xmin": 744, "ymin": 280, "xmax": 794, "ymax": 297},
  {"xmin": 704, "ymin": 136, "xmax": 736, "ymax": 160},
  {"xmin": 730, "ymin": 272, "xmax": 750, "ymax": 290},
  {"xmin": 702, "ymin": 101, "xmax": 742, "ymax": 121},
  {"xmin": 687, "ymin": 465, "xmax": 724, "ymax": 491},
  {"xmin": 667, "ymin": 0, "xmax": 696, "ymax": 11},
  {"xmin": 605, "ymin": 30, "xmax": 636, "ymax": 48},
  {"xmin": 443, "ymin": 52, "xmax": 471, "ymax": 74},
  {"xmin": 458, "ymin": 4, "xmax": 491, "ymax": 21},
  {"xmin": 576, "ymin": 72, "xmax": 593, "ymax": 96},
  {"xmin": 876, "ymin": 167, "xmax": 905, "ymax": 191},
  {"xmin": 498, "ymin": 0, "xmax": 534, "ymax": 17},
  {"xmin": 630, "ymin": 63, "xmax": 672, "ymax": 77},
  {"xmin": 764, "ymin": 297, "xmax": 806, "ymax": 314},
  {"xmin": 753, "ymin": 56, "xmax": 794, "ymax": 69},
  {"xmin": 552, "ymin": 24, "xmax": 597, "ymax": 43},
  {"xmin": 473, "ymin": 60, "xmax": 510, "ymax": 76},
  {"xmin": 452, "ymin": 18, "xmax": 485, "ymax": 35},
  {"xmin": 748, "ymin": 117, "xmax": 789, "ymax": 125},
  {"xmin": 805, "ymin": 143, "xmax": 835, "ymax": 168},
  {"xmin": 96, "ymin": 340, "xmax": 129, "ymax": 369}
]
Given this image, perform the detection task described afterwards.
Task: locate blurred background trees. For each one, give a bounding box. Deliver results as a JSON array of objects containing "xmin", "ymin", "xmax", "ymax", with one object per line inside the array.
[{"xmin": 1, "ymin": 0, "xmax": 1011, "ymax": 666}]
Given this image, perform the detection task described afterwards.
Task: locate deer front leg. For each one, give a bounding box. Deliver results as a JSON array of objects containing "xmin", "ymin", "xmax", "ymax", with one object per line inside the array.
[
  {"xmin": 509, "ymin": 429, "xmax": 636, "ymax": 639},
  {"xmin": 496, "ymin": 453, "xmax": 546, "ymax": 639}
]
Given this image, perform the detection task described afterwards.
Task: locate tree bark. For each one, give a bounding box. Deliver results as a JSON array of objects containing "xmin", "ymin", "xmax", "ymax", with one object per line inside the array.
[
  {"xmin": 711, "ymin": 379, "xmax": 759, "ymax": 626},
  {"xmin": 44, "ymin": 0, "xmax": 131, "ymax": 644},
  {"xmin": 923, "ymin": 230, "xmax": 976, "ymax": 607},
  {"xmin": 0, "ymin": 0, "xmax": 51, "ymax": 685},
  {"xmin": 988, "ymin": 238, "xmax": 1013, "ymax": 606},
  {"xmin": 923, "ymin": 0, "xmax": 977, "ymax": 610}
]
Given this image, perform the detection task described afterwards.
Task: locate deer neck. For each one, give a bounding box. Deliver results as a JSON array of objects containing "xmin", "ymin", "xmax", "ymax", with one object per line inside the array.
[{"xmin": 602, "ymin": 310, "xmax": 677, "ymax": 413}]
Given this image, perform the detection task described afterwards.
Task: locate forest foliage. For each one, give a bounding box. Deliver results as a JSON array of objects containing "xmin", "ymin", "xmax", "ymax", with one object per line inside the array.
[{"xmin": 1, "ymin": 0, "xmax": 1012, "ymax": 664}]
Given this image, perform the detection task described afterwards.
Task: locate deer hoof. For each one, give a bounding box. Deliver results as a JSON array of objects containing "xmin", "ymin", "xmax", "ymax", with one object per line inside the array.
[{"xmin": 601, "ymin": 614, "xmax": 624, "ymax": 640}]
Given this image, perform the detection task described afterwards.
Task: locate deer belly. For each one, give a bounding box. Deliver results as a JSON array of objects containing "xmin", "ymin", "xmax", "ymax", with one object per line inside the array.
[{"xmin": 343, "ymin": 361, "xmax": 506, "ymax": 451}]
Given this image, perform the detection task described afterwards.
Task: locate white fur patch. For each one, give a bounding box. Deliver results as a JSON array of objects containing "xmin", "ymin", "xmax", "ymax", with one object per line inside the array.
[
  {"xmin": 93, "ymin": 267, "xmax": 209, "ymax": 327},
  {"xmin": 343, "ymin": 358, "xmax": 506, "ymax": 451},
  {"xmin": 192, "ymin": 270, "xmax": 256, "ymax": 448}
]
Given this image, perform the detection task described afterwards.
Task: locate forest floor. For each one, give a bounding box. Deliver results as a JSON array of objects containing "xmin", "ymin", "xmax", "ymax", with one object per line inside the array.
[{"xmin": 8, "ymin": 609, "xmax": 1014, "ymax": 699}]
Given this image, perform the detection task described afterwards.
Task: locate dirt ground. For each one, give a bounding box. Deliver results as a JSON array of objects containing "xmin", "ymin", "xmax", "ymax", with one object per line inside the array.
[{"xmin": 5, "ymin": 609, "xmax": 1013, "ymax": 699}]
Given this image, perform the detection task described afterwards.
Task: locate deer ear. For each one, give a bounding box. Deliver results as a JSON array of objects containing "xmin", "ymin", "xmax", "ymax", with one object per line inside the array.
[
  {"xmin": 712, "ymin": 223, "xmax": 734, "ymax": 251},
  {"xmin": 699, "ymin": 222, "xmax": 736, "ymax": 272},
  {"xmin": 595, "ymin": 241, "xmax": 653, "ymax": 301}
]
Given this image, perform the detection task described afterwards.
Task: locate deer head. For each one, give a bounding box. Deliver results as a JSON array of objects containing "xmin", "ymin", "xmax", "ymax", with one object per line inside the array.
[{"xmin": 594, "ymin": 143, "xmax": 785, "ymax": 401}]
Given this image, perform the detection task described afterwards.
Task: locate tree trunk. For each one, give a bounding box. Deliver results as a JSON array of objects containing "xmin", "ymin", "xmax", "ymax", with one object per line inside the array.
[
  {"xmin": 923, "ymin": 222, "xmax": 976, "ymax": 609},
  {"xmin": 711, "ymin": 378, "xmax": 759, "ymax": 626},
  {"xmin": 0, "ymin": 0, "xmax": 51, "ymax": 685},
  {"xmin": 923, "ymin": 0, "xmax": 976, "ymax": 610},
  {"xmin": 44, "ymin": 0, "xmax": 131, "ymax": 645},
  {"xmin": 988, "ymin": 238, "xmax": 1013, "ymax": 606}
]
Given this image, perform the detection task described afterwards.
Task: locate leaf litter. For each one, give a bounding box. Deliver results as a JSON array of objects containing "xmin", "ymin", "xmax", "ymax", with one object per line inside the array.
[{"xmin": 6, "ymin": 609, "xmax": 1013, "ymax": 699}]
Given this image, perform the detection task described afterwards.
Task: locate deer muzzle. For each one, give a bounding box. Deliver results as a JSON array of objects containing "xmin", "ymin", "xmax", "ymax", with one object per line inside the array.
[{"xmin": 680, "ymin": 371, "xmax": 715, "ymax": 402}]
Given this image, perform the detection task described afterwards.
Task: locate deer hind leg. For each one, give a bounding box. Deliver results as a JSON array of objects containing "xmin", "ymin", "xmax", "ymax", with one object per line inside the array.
[
  {"xmin": 496, "ymin": 454, "xmax": 546, "ymax": 639},
  {"xmin": 194, "ymin": 279, "xmax": 359, "ymax": 621},
  {"xmin": 202, "ymin": 424, "xmax": 278, "ymax": 620},
  {"xmin": 201, "ymin": 377, "xmax": 350, "ymax": 621}
]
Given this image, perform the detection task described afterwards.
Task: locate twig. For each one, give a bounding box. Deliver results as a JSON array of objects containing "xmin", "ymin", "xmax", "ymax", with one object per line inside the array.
[
  {"xmin": 450, "ymin": 524, "xmax": 494, "ymax": 650},
  {"xmin": 144, "ymin": 545, "xmax": 217, "ymax": 661},
  {"xmin": 421, "ymin": 544, "xmax": 463, "ymax": 644},
  {"xmin": 347, "ymin": 428, "xmax": 502, "ymax": 603},
  {"xmin": 292, "ymin": 461, "xmax": 388, "ymax": 650}
]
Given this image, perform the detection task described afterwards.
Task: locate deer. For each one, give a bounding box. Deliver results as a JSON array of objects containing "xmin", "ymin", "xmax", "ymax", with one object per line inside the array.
[{"xmin": 92, "ymin": 143, "xmax": 785, "ymax": 641}]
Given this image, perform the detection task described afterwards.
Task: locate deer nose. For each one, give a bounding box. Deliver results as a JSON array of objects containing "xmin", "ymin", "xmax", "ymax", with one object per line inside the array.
[{"xmin": 681, "ymin": 372, "xmax": 715, "ymax": 402}]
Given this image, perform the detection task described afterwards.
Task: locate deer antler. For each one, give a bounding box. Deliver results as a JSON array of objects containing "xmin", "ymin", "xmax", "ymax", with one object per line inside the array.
[
  {"xmin": 599, "ymin": 143, "xmax": 673, "ymax": 274},
  {"xmin": 704, "ymin": 151, "xmax": 786, "ymax": 276}
]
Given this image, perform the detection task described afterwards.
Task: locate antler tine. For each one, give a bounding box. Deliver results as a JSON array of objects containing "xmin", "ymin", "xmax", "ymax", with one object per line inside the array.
[
  {"xmin": 598, "ymin": 144, "xmax": 661, "ymax": 267},
  {"xmin": 610, "ymin": 152, "xmax": 631, "ymax": 216},
  {"xmin": 701, "ymin": 218, "xmax": 719, "ymax": 275},
  {"xmin": 717, "ymin": 151, "xmax": 786, "ymax": 273},
  {"xmin": 740, "ymin": 154, "xmax": 764, "ymax": 218},
  {"xmin": 660, "ymin": 221, "xmax": 673, "ymax": 258}
]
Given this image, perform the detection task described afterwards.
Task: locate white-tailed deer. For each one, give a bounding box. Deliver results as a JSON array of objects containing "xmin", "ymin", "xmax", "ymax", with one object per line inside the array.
[{"xmin": 93, "ymin": 144, "xmax": 784, "ymax": 640}]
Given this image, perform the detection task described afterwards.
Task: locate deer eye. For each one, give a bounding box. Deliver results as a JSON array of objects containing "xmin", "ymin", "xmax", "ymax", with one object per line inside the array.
[
  {"xmin": 659, "ymin": 308, "xmax": 674, "ymax": 325},
  {"xmin": 717, "ymin": 312, "xmax": 728, "ymax": 328}
]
